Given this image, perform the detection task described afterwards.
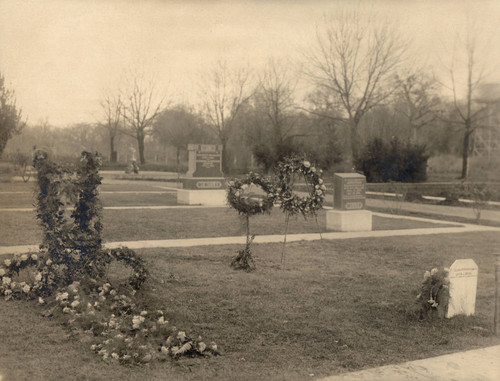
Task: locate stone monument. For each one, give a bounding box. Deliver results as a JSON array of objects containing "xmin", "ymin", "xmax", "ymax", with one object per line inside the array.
[
  {"xmin": 446, "ymin": 259, "xmax": 478, "ymax": 318},
  {"xmin": 326, "ymin": 173, "xmax": 372, "ymax": 231},
  {"xmin": 177, "ymin": 144, "xmax": 226, "ymax": 206}
]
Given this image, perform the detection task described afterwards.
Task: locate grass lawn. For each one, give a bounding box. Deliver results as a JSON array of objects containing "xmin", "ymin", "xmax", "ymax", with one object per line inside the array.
[
  {"xmin": 0, "ymin": 207, "xmax": 459, "ymax": 247},
  {"xmin": 1, "ymin": 232, "xmax": 499, "ymax": 380}
]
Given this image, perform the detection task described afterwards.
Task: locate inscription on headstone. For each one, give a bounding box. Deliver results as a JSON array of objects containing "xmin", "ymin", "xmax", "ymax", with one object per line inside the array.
[
  {"xmin": 446, "ymin": 259, "xmax": 478, "ymax": 318},
  {"xmin": 182, "ymin": 144, "xmax": 224, "ymax": 190},
  {"xmin": 333, "ymin": 173, "xmax": 366, "ymax": 210},
  {"xmin": 186, "ymin": 144, "xmax": 223, "ymax": 178}
]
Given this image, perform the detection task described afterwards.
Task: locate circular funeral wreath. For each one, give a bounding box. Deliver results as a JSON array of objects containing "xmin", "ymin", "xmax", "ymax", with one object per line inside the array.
[
  {"xmin": 275, "ymin": 157, "xmax": 326, "ymax": 217},
  {"xmin": 227, "ymin": 172, "xmax": 276, "ymax": 216}
]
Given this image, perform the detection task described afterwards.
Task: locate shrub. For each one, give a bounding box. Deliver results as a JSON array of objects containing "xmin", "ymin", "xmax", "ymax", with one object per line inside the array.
[{"xmin": 355, "ymin": 137, "xmax": 429, "ymax": 183}]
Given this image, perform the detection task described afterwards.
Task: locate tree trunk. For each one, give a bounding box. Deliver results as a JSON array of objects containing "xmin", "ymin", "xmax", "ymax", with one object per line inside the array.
[
  {"xmin": 220, "ymin": 138, "xmax": 228, "ymax": 174},
  {"xmin": 109, "ymin": 135, "xmax": 116, "ymax": 163},
  {"xmin": 461, "ymin": 128, "xmax": 472, "ymax": 180},
  {"xmin": 176, "ymin": 146, "xmax": 180, "ymax": 172},
  {"xmin": 349, "ymin": 122, "xmax": 360, "ymax": 171},
  {"xmin": 137, "ymin": 132, "xmax": 146, "ymax": 165}
]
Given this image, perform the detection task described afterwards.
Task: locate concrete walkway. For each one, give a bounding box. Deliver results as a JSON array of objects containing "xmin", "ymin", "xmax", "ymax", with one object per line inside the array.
[
  {"xmin": 320, "ymin": 345, "xmax": 500, "ymax": 381},
  {"xmin": 1, "ymin": 212, "xmax": 498, "ymax": 256},
  {"xmin": 367, "ymin": 198, "xmax": 500, "ymax": 224}
]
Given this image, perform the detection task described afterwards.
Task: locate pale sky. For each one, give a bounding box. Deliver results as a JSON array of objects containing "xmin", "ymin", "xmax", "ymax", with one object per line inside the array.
[{"xmin": 0, "ymin": 0, "xmax": 499, "ymax": 126}]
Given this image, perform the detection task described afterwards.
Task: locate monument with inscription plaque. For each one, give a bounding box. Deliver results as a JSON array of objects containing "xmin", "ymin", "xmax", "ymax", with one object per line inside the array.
[
  {"xmin": 177, "ymin": 144, "xmax": 226, "ymax": 205},
  {"xmin": 326, "ymin": 173, "xmax": 372, "ymax": 231}
]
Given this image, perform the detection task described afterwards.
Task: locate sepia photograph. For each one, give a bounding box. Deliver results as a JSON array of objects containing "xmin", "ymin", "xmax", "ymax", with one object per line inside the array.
[{"xmin": 0, "ymin": 0, "xmax": 499, "ymax": 380}]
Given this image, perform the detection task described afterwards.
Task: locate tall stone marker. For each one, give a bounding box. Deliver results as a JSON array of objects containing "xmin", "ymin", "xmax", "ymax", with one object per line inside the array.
[
  {"xmin": 446, "ymin": 259, "xmax": 478, "ymax": 318},
  {"xmin": 177, "ymin": 144, "xmax": 226, "ymax": 206},
  {"xmin": 326, "ymin": 173, "xmax": 372, "ymax": 232}
]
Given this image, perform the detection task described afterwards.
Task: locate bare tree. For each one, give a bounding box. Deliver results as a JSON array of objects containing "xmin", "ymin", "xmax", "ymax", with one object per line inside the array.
[
  {"xmin": 394, "ymin": 70, "xmax": 441, "ymax": 143},
  {"xmin": 121, "ymin": 73, "xmax": 164, "ymax": 165},
  {"xmin": 306, "ymin": 10, "xmax": 406, "ymax": 165},
  {"xmin": 445, "ymin": 31, "xmax": 489, "ymax": 179},
  {"xmin": 249, "ymin": 58, "xmax": 307, "ymax": 170},
  {"xmin": 258, "ymin": 58, "xmax": 298, "ymax": 147},
  {"xmin": 200, "ymin": 61, "xmax": 252, "ymax": 173},
  {"xmin": 100, "ymin": 92, "xmax": 123, "ymax": 162},
  {"xmin": 153, "ymin": 105, "xmax": 211, "ymax": 171},
  {"xmin": 0, "ymin": 73, "xmax": 25, "ymax": 157}
]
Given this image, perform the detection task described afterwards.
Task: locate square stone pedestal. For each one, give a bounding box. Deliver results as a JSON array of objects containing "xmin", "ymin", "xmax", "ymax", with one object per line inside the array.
[
  {"xmin": 177, "ymin": 189, "xmax": 227, "ymax": 206},
  {"xmin": 326, "ymin": 209, "xmax": 372, "ymax": 232}
]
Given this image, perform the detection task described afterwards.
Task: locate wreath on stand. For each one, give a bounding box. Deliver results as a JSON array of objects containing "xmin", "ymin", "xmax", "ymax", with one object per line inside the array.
[
  {"xmin": 275, "ymin": 157, "xmax": 326, "ymax": 264},
  {"xmin": 227, "ymin": 172, "xmax": 276, "ymax": 271}
]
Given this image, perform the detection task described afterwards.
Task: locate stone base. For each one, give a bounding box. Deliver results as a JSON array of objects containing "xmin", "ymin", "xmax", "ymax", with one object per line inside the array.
[
  {"xmin": 177, "ymin": 189, "xmax": 227, "ymax": 206},
  {"xmin": 326, "ymin": 210, "xmax": 372, "ymax": 232},
  {"xmin": 181, "ymin": 177, "xmax": 225, "ymax": 190}
]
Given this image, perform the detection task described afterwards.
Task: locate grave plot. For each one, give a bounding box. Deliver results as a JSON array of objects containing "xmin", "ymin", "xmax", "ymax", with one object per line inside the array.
[
  {"xmin": 1, "ymin": 232, "xmax": 499, "ymax": 381},
  {"xmin": 0, "ymin": 207, "xmax": 460, "ymax": 247}
]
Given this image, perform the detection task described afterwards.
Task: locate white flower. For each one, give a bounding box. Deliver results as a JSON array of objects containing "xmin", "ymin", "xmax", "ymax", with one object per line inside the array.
[
  {"xmin": 91, "ymin": 344, "xmax": 97, "ymax": 351},
  {"xmin": 111, "ymin": 352, "xmax": 119, "ymax": 360},
  {"xmin": 38, "ymin": 297, "xmax": 45, "ymax": 304},
  {"xmin": 318, "ymin": 179, "xmax": 324, "ymax": 185},
  {"xmin": 303, "ymin": 161, "xmax": 311, "ymax": 168},
  {"xmin": 0, "ymin": 268, "xmax": 5, "ymax": 276},
  {"xmin": 22, "ymin": 284, "xmax": 31, "ymax": 293},
  {"xmin": 35, "ymin": 272, "xmax": 42, "ymax": 282},
  {"xmin": 158, "ymin": 316, "xmax": 168, "ymax": 325},
  {"xmin": 2, "ymin": 277, "xmax": 11, "ymax": 286},
  {"xmin": 46, "ymin": 259, "xmax": 52, "ymax": 266},
  {"xmin": 4, "ymin": 289, "xmax": 12, "ymax": 296},
  {"xmin": 20, "ymin": 254, "xmax": 28, "ymax": 261},
  {"xmin": 31, "ymin": 254, "xmax": 38, "ymax": 261},
  {"xmin": 241, "ymin": 184, "xmax": 248, "ymax": 190},
  {"xmin": 140, "ymin": 310, "xmax": 148, "ymax": 316},
  {"xmin": 430, "ymin": 268, "xmax": 438, "ymax": 276},
  {"xmin": 4, "ymin": 259, "xmax": 11, "ymax": 267},
  {"xmin": 132, "ymin": 315, "xmax": 145, "ymax": 329},
  {"xmin": 177, "ymin": 331, "xmax": 186, "ymax": 342},
  {"xmin": 71, "ymin": 300, "xmax": 80, "ymax": 308},
  {"xmin": 316, "ymin": 190, "xmax": 323, "ymax": 196},
  {"xmin": 198, "ymin": 342, "xmax": 206, "ymax": 352},
  {"xmin": 63, "ymin": 307, "xmax": 71, "ymax": 313},
  {"xmin": 56, "ymin": 292, "xmax": 69, "ymax": 301}
]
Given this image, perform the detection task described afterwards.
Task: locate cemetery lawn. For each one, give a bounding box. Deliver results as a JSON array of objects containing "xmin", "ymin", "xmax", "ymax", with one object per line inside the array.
[
  {"xmin": 1, "ymin": 232, "xmax": 499, "ymax": 381},
  {"xmin": 0, "ymin": 208, "xmax": 459, "ymax": 246}
]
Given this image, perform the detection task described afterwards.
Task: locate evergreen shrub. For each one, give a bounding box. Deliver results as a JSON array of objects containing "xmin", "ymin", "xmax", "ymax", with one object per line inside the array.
[{"xmin": 355, "ymin": 137, "xmax": 429, "ymax": 183}]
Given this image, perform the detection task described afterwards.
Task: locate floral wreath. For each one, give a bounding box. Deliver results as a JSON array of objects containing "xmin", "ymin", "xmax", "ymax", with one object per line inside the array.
[
  {"xmin": 227, "ymin": 172, "xmax": 276, "ymax": 216},
  {"xmin": 275, "ymin": 156, "xmax": 326, "ymax": 217},
  {"xmin": 104, "ymin": 247, "xmax": 149, "ymax": 290}
]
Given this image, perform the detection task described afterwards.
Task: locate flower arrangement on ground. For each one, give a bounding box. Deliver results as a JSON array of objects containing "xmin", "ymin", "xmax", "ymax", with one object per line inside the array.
[
  {"xmin": 0, "ymin": 150, "xmax": 218, "ymax": 364},
  {"xmin": 416, "ymin": 267, "xmax": 450, "ymax": 319}
]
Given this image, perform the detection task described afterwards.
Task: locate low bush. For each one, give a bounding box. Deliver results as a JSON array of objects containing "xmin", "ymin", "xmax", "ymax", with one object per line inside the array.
[{"xmin": 355, "ymin": 137, "xmax": 429, "ymax": 183}]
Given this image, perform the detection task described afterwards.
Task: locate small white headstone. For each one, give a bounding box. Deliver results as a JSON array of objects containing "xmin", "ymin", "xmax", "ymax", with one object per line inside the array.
[{"xmin": 446, "ymin": 259, "xmax": 478, "ymax": 318}]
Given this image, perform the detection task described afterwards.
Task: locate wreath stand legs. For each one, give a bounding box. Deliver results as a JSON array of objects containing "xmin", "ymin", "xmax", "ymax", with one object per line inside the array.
[
  {"xmin": 231, "ymin": 215, "xmax": 256, "ymax": 271},
  {"xmin": 281, "ymin": 212, "xmax": 290, "ymax": 266}
]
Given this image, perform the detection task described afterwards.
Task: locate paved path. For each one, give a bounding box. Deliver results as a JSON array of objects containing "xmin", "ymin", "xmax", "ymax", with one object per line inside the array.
[
  {"xmin": 1, "ymin": 212, "xmax": 498, "ymax": 256},
  {"xmin": 320, "ymin": 345, "xmax": 500, "ymax": 381},
  {"xmin": 367, "ymin": 198, "xmax": 500, "ymax": 224}
]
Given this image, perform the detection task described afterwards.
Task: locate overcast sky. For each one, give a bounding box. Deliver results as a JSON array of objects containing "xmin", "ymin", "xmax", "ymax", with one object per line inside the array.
[{"xmin": 0, "ymin": 0, "xmax": 499, "ymax": 127}]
